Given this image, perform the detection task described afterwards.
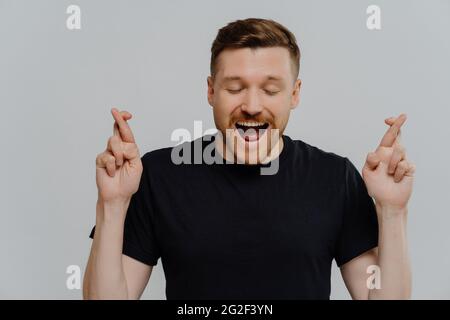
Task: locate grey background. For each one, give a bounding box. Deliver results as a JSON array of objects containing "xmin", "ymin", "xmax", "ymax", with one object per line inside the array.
[{"xmin": 1, "ymin": 0, "xmax": 449, "ymax": 299}]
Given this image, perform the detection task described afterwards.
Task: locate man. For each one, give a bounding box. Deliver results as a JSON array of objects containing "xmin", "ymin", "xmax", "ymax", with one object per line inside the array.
[{"xmin": 83, "ymin": 18, "xmax": 415, "ymax": 300}]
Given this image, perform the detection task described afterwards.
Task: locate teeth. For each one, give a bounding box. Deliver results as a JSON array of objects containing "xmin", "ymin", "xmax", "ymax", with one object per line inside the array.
[{"xmin": 236, "ymin": 121, "xmax": 266, "ymax": 127}]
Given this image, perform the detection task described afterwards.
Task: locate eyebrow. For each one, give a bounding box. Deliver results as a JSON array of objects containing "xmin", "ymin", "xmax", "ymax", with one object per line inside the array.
[{"xmin": 222, "ymin": 75, "xmax": 283, "ymax": 82}]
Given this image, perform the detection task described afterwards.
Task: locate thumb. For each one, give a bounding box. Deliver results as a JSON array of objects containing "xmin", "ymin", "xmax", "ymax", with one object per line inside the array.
[
  {"xmin": 122, "ymin": 142, "xmax": 141, "ymax": 167},
  {"xmin": 364, "ymin": 152, "xmax": 381, "ymax": 171}
]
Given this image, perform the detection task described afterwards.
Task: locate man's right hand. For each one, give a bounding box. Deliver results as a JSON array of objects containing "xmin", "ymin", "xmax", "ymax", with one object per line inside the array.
[
  {"xmin": 85, "ymin": 108, "xmax": 150, "ymax": 300},
  {"xmin": 95, "ymin": 108, "xmax": 143, "ymax": 205}
]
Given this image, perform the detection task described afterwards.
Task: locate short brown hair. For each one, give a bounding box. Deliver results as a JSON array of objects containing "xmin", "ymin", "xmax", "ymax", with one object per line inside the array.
[{"xmin": 210, "ymin": 18, "xmax": 301, "ymax": 79}]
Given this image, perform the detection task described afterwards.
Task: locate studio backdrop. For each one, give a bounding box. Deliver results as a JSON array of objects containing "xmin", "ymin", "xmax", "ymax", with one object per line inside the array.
[{"xmin": 1, "ymin": 0, "xmax": 449, "ymax": 299}]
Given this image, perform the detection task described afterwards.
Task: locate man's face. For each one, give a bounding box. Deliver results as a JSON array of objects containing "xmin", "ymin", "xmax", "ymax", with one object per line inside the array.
[{"xmin": 207, "ymin": 46, "xmax": 301, "ymax": 164}]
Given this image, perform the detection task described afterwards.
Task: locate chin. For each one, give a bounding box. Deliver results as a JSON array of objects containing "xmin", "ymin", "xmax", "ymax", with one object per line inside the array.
[{"xmin": 220, "ymin": 124, "xmax": 281, "ymax": 164}]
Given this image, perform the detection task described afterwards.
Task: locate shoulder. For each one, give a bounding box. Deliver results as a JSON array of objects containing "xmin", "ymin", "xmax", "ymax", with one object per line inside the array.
[
  {"xmin": 140, "ymin": 135, "xmax": 217, "ymax": 168},
  {"xmin": 285, "ymin": 136, "xmax": 356, "ymax": 186},
  {"xmin": 288, "ymin": 138, "xmax": 365, "ymax": 197},
  {"xmin": 139, "ymin": 139, "xmax": 200, "ymax": 180},
  {"xmin": 141, "ymin": 145, "xmax": 174, "ymax": 167},
  {"xmin": 289, "ymin": 137, "xmax": 348, "ymax": 168}
]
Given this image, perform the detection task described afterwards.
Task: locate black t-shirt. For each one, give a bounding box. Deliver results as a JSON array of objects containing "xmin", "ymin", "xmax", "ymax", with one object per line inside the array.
[{"xmin": 89, "ymin": 134, "xmax": 378, "ymax": 299}]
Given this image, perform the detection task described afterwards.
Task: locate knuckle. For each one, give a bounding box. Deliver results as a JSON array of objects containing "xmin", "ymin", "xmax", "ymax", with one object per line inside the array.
[
  {"xmin": 97, "ymin": 152, "xmax": 109, "ymax": 163},
  {"xmin": 95, "ymin": 155, "xmax": 102, "ymax": 166},
  {"xmin": 106, "ymin": 154, "xmax": 116, "ymax": 163},
  {"xmin": 399, "ymin": 161, "xmax": 408, "ymax": 170}
]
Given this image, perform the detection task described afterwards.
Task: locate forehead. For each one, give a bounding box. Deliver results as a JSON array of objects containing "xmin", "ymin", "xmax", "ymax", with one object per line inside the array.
[{"xmin": 215, "ymin": 47, "xmax": 293, "ymax": 82}]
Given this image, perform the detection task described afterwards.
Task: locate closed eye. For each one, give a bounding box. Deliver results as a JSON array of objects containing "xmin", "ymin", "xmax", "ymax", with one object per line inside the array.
[
  {"xmin": 226, "ymin": 88, "xmax": 243, "ymax": 94},
  {"xmin": 264, "ymin": 89, "xmax": 280, "ymax": 96}
]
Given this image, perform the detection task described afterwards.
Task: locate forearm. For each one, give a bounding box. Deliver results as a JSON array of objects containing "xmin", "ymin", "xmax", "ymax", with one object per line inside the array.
[
  {"xmin": 84, "ymin": 199, "xmax": 130, "ymax": 299},
  {"xmin": 369, "ymin": 205, "xmax": 411, "ymax": 299}
]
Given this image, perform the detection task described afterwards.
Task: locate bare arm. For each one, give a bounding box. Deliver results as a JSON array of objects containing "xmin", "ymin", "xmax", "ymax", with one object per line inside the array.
[
  {"xmin": 342, "ymin": 114, "xmax": 414, "ymax": 300},
  {"xmin": 341, "ymin": 208, "xmax": 411, "ymax": 299},
  {"xmin": 83, "ymin": 200, "xmax": 153, "ymax": 299},
  {"xmin": 83, "ymin": 108, "xmax": 152, "ymax": 300},
  {"xmin": 369, "ymin": 206, "xmax": 411, "ymax": 299}
]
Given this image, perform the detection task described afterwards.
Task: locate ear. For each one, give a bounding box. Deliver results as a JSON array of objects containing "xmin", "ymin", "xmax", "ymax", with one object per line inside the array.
[
  {"xmin": 290, "ymin": 79, "xmax": 302, "ymax": 110},
  {"xmin": 207, "ymin": 76, "xmax": 215, "ymax": 107}
]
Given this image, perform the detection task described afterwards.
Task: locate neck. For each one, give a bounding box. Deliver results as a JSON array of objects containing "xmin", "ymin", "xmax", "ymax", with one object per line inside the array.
[{"xmin": 214, "ymin": 133, "xmax": 284, "ymax": 164}]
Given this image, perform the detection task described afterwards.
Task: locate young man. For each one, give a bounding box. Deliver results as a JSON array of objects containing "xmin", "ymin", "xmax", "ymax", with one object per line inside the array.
[{"xmin": 84, "ymin": 18, "xmax": 415, "ymax": 300}]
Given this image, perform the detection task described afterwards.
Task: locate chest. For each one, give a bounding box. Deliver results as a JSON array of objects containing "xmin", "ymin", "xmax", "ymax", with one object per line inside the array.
[{"xmin": 152, "ymin": 173, "xmax": 344, "ymax": 265}]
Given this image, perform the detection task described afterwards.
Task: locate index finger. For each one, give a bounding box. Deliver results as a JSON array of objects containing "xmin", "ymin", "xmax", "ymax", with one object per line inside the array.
[
  {"xmin": 112, "ymin": 111, "xmax": 132, "ymax": 137},
  {"xmin": 379, "ymin": 113, "xmax": 407, "ymax": 147},
  {"xmin": 384, "ymin": 117, "xmax": 403, "ymax": 148},
  {"xmin": 111, "ymin": 108, "xmax": 135, "ymax": 143}
]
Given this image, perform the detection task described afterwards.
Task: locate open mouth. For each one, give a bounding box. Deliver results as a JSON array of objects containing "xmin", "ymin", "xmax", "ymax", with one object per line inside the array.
[{"xmin": 234, "ymin": 121, "xmax": 270, "ymax": 142}]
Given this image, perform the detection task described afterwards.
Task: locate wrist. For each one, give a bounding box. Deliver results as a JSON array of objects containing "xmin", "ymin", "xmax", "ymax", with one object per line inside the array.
[
  {"xmin": 375, "ymin": 203, "xmax": 408, "ymax": 222},
  {"xmin": 96, "ymin": 197, "xmax": 130, "ymax": 224}
]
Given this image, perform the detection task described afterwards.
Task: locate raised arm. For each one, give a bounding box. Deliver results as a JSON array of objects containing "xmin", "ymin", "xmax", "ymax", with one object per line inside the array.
[
  {"xmin": 83, "ymin": 108, "xmax": 152, "ymax": 300},
  {"xmin": 342, "ymin": 114, "xmax": 415, "ymax": 300}
]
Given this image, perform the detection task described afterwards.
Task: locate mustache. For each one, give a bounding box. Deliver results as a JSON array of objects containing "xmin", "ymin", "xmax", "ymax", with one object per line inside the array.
[{"xmin": 231, "ymin": 117, "xmax": 273, "ymax": 123}]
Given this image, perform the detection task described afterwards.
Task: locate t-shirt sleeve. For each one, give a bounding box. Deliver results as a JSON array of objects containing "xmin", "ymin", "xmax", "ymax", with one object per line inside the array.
[
  {"xmin": 334, "ymin": 157, "xmax": 379, "ymax": 267},
  {"xmin": 89, "ymin": 156, "xmax": 161, "ymax": 266}
]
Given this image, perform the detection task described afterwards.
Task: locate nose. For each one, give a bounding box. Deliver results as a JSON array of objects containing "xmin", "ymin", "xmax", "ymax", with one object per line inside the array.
[{"xmin": 241, "ymin": 88, "xmax": 263, "ymax": 116}]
